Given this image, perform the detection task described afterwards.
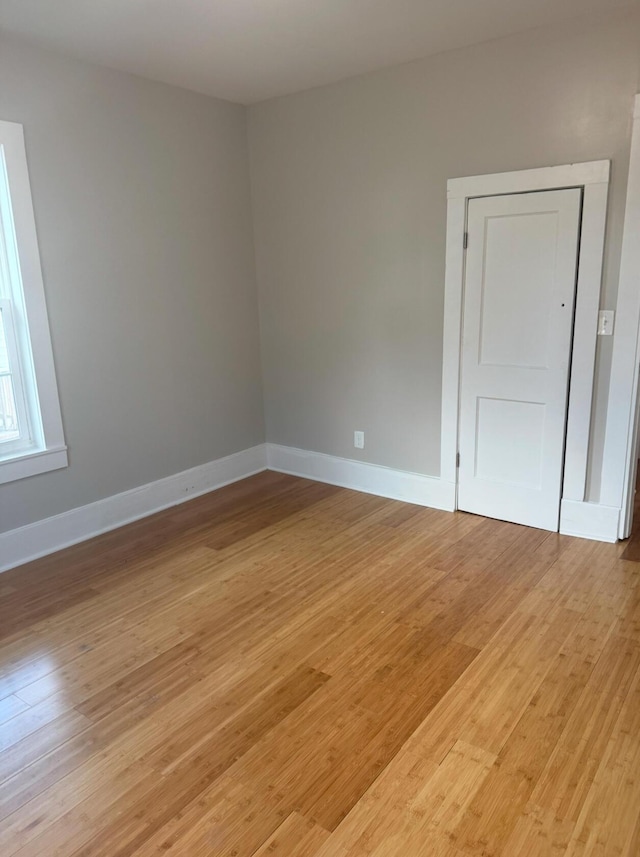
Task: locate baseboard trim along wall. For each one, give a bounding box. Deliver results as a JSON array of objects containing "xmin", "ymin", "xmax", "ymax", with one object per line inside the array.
[
  {"xmin": 0, "ymin": 442, "xmax": 621, "ymax": 574},
  {"xmin": 559, "ymin": 499, "xmax": 620, "ymax": 543},
  {"xmin": 266, "ymin": 443, "xmax": 457, "ymax": 512},
  {"xmin": 267, "ymin": 444, "xmax": 621, "ymax": 543},
  {"xmin": 0, "ymin": 444, "xmax": 268, "ymax": 574}
]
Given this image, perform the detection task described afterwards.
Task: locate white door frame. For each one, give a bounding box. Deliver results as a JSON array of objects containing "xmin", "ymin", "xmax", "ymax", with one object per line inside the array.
[
  {"xmin": 441, "ymin": 159, "xmax": 611, "ymax": 538},
  {"xmin": 600, "ymin": 95, "xmax": 640, "ymax": 538}
]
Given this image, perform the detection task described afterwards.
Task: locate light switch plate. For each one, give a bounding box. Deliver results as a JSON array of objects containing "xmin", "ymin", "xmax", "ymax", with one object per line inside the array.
[{"xmin": 597, "ymin": 310, "xmax": 614, "ymax": 336}]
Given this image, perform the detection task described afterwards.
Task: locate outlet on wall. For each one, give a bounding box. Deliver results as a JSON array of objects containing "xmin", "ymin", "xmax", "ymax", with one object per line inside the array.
[{"xmin": 354, "ymin": 430, "xmax": 365, "ymax": 449}]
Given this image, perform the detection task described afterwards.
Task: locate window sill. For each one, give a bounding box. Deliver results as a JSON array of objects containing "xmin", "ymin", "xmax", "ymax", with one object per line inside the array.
[{"xmin": 0, "ymin": 445, "xmax": 68, "ymax": 484}]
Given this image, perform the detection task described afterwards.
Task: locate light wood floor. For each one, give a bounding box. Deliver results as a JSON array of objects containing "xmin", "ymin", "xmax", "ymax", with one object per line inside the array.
[{"xmin": 0, "ymin": 472, "xmax": 639, "ymax": 856}]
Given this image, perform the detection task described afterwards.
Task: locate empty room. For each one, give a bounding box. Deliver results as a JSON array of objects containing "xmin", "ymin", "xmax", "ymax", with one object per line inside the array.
[{"xmin": 1, "ymin": 1, "xmax": 640, "ymax": 855}]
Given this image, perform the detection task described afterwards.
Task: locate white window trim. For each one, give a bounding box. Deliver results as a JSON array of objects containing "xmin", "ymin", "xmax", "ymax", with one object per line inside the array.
[
  {"xmin": 0, "ymin": 119, "xmax": 67, "ymax": 484},
  {"xmin": 441, "ymin": 159, "xmax": 610, "ymax": 535},
  {"xmin": 0, "ymin": 299, "xmax": 32, "ymax": 455}
]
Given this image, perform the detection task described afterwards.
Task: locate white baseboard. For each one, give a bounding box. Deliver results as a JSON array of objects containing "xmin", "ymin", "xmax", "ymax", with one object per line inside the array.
[
  {"xmin": 0, "ymin": 444, "xmax": 267, "ymax": 574},
  {"xmin": 2, "ymin": 442, "xmax": 618, "ymax": 575},
  {"xmin": 559, "ymin": 499, "xmax": 620, "ymax": 543},
  {"xmin": 266, "ymin": 443, "xmax": 456, "ymax": 511}
]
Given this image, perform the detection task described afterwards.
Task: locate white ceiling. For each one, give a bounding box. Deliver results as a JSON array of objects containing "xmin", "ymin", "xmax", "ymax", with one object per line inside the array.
[{"xmin": 0, "ymin": 0, "xmax": 637, "ymax": 104}]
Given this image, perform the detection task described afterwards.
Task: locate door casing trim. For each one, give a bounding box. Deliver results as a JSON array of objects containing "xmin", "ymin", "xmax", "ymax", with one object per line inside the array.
[
  {"xmin": 600, "ymin": 95, "xmax": 640, "ymax": 537},
  {"xmin": 441, "ymin": 160, "xmax": 610, "ymax": 533}
]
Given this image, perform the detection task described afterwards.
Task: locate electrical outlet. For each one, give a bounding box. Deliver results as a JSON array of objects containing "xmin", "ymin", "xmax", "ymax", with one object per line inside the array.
[{"xmin": 354, "ymin": 430, "xmax": 365, "ymax": 449}]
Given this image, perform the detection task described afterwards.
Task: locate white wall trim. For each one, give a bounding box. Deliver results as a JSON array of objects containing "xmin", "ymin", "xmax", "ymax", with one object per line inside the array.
[
  {"xmin": 0, "ymin": 444, "xmax": 267, "ymax": 574},
  {"xmin": 441, "ymin": 159, "xmax": 610, "ymax": 523},
  {"xmin": 447, "ymin": 160, "xmax": 610, "ymax": 199},
  {"xmin": 2, "ymin": 439, "xmax": 620, "ymax": 572},
  {"xmin": 0, "ymin": 119, "xmax": 68, "ymax": 482},
  {"xmin": 0, "ymin": 444, "xmax": 68, "ymax": 485},
  {"xmin": 600, "ymin": 94, "xmax": 640, "ymax": 538},
  {"xmin": 266, "ymin": 443, "xmax": 456, "ymax": 511},
  {"xmin": 267, "ymin": 444, "xmax": 618, "ymax": 541},
  {"xmin": 562, "ymin": 178, "xmax": 609, "ymax": 501},
  {"xmin": 559, "ymin": 499, "xmax": 620, "ymax": 543}
]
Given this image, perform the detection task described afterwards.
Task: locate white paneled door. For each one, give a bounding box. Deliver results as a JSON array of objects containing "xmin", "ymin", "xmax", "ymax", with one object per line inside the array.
[{"xmin": 458, "ymin": 189, "xmax": 582, "ymax": 531}]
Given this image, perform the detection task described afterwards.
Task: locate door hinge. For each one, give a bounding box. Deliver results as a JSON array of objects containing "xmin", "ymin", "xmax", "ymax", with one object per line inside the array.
[
  {"xmin": 463, "ymin": 231, "xmax": 468, "ymax": 250},
  {"xmin": 456, "ymin": 452, "xmax": 460, "ymax": 468}
]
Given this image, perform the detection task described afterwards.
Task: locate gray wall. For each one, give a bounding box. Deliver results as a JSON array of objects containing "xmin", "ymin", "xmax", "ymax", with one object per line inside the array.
[
  {"xmin": 249, "ymin": 10, "xmax": 640, "ymax": 499},
  {"xmin": 0, "ymin": 37, "xmax": 264, "ymax": 533},
  {"xmin": 2, "ymin": 11, "xmax": 639, "ymax": 537}
]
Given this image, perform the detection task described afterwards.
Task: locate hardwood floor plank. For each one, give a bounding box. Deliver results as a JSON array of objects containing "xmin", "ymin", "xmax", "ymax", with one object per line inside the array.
[
  {"xmin": 0, "ymin": 695, "xmax": 81, "ymax": 754},
  {"xmin": 54, "ymin": 666, "xmax": 329, "ymax": 857},
  {"xmin": 0, "ymin": 694, "xmax": 30, "ymax": 725},
  {"xmin": 1, "ymin": 754, "xmax": 153, "ymax": 856},
  {"xmin": 313, "ymin": 749, "xmax": 439, "ymax": 856},
  {"xmin": 452, "ymin": 628, "xmax": 613, "ymax": 854},
  {"xmin": 252, "ymin": 812, "xmax": 330, "ymax": 856},
  {"xmin": 131, "ymin": 774, "xmax": 292, "ymax": 857},
  {"xmin": 0, "ymin": 710, "xmax": 91, "ymax": 786},
  {"xmin": 0, "ymin": 472, "xmax": 638, "ymax": 855},
  {"xmin": 564, "ymin": 663, "xmax": 640, "ymax": 856}
]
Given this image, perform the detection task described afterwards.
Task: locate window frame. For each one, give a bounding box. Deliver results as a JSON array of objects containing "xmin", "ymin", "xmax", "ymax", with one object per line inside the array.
[
  {"xmin": 0, "ymin": 298, "xmax": 32, "ymax": 454},
  {"xmin": 0, "ymin": 119, "xmax": 67, "ymax": 484}
]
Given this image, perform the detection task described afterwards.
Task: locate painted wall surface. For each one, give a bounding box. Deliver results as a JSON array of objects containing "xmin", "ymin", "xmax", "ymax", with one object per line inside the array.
[
  {"xmin": 249, "ymin": 10, "xmax": 640, "ymax": 499},
  {"xmin": 0, "ymin": 37, "xmax": 264, "ymax": 533},
  {"xmin": 1, "ymin": 10, "xmax": 639, "ymax": 538}
]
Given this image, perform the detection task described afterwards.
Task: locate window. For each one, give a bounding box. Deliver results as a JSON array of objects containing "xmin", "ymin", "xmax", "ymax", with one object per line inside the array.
[
  {"xmin": 0, "ymin": 119, "xmax": 66, "ymax": 484},
  {"xmin": 0, "ymin": 300, "xmax": 29, "ymax": 448}
]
